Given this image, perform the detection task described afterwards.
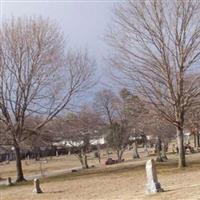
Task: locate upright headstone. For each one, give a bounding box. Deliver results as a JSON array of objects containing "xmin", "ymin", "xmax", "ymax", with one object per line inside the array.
[
  {"xmin": 145, "ymin": 159, "xmax": 163, "ymax": 194},
  {"xmin": 33, "ymin": 178, "xmax": 43, "ymax": 194},
  {"xmin": 7, "ymin": 177, "xmax": 13, "ymax": 186}
]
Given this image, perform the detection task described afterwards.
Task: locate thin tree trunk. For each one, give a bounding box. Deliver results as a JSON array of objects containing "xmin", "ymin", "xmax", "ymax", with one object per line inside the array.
[
  {"xmin": 197, "ymin": 131, "xmax": 200, "ymax": 147},
  {"xmin": 156, "ymin": 149, "xmax": 163, "ymax": 162},
  {"xmin": 14, "ymin": 144, "xmax": 26, "ymax": 182},
  {"xmin": 133, "ymin": 141, "xmax": 140, "ymax": 159},
  {"xmin": 84, "ymin": 154, "xmax": 89, "ymax": 169},
  {"xmin": 161, "ymin": 143, "xmax": 168, "ymax": 160},
  {"xmin": 77, "ymin": 153, "xmax": 84, "ymax": 169},
  {"xmin": 144, "ymin": 141, "xmax": 149, "ymax": 156},
  {"xmin": 119, "ymin": 150, "xmax": 124, "ymax": 161},
  {"xmin": 156, "ymin": 137, "xmax": 163, "ymax": 162},
  {"xmin": 106, "ymin": 147, "xmax": 110, "ymax": 158},
  {"xmin": 177, "ymin": 127, "xmax": 186, "ymax": 168},
  {"xmin": 78, "ymin": 150, "xmax": 89, "ymax": 169},
  {"xmin": 116, "ymin": 150, "xmax": 123, "ymax": 162},
  {"xmin": 116, "ymin": 150, "xmax": 120, "ymax": 161},
  {"xmin": 194, "ymin": 132, "xmax": 197, "ymax": 147},
  {"xmin": 97, "ymin": 145, "xmax": 101, "ymax": 163},
  {"xmin": 196, "ymin": 130, "xmax": 200, "ymax": 147}
]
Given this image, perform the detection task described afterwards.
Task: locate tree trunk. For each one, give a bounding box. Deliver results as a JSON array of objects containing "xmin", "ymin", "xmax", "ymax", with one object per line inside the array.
[
  {"xmin": 194, "ymin": 132, "xmax": 197, "ymax": 147},
  {"xmin": 106, "ymin": 148, "xmax": 110, "ymax": 158},
  {"xmin": 156, "ymin": 137, "xmax": 163, "ymax": 162},
  {"xmin": 133, "ymin": 141, "xmax": 140, "ymax": 159},
  {"xmin": 144, "ymin": 142, "xmax": 149, "ymax": 156},
  {"xmin": 120, "ymin": 150, "xmax": 124, "ymax": 161},
  {"xmin": 156, "ymin": 149, "xmax": 163, "ymax": 162},
  {"xmin": 78, "ymin": 151, "xmax": 89, "ymax": 169},
  {"xmin": 116, "ymin": 150, "xmax": 123, "ymax": 162},
  {"xmin": 84, "ymin": 154, "xmax": 89, "ymax": 169},
  {"xmin": 78, "ymin": 153, "xmax": 84, "ymax": 169},
  {"xmin": 97, "ymin": 145, "xmax": 101, "ymax": 163},
  {"xmin": 14, "ymin": 144, "xmax": 26, "ymax": 182},
  {"xmin": 196, "ymin": 130, "xmax": 200, "ymax": 147},
  {"xmin": 116, "ymin": 150, "xmax": 120, "ymax": 161},
  {"xmin": 161, "ymin": 143, "xmax": 168, "ymax": 160},
  {"xmin": 177, "ymin": 127, "xmax": 186, "ymax": 168}
]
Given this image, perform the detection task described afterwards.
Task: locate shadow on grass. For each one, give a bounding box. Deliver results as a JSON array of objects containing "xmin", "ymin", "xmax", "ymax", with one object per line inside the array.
[
  {"xmin": 0, "ymin": 179, "xmax": 32, "ymax": 190},
  {"xmin": 47, "ymin": 190, "xmax": 65, "ymax": 194},
  {"xmin": 162, "ymin": 189, "xmax": 173, "ymax": 192}
]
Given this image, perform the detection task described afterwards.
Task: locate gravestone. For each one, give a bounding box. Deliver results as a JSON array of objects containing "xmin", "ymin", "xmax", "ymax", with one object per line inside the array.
[
  {"xmin": 145, "ymin": 159, "xmax": 164, "ymax": 194},
  {"xmin": 33, "ymin": 178, "xmax": 43, "ymax": 193},
  {"xmin": 7, "ymin": 177, "xmax": 13, "ymax": 186}
]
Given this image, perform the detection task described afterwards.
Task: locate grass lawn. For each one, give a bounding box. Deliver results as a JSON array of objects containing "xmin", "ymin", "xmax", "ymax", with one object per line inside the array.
[
  {"xmin": 0, "ymin": 148, "xmax": 151, "ymax": 179},
  {"xmin": 1, "ymin": 148, "xmax": 200, "ymax": 200}
]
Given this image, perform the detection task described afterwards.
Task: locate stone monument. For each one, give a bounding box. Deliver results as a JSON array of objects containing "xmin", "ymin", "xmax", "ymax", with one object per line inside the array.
[
  {"xmin": 145, "ymin": 159, "xmax": 164, "ymax": 194},
  {"xmin": 7, "ymin": 177, "xmax": 13, "ymax": 186},
  {"xmin": 33, "ymin": 178, "xmax": 43, "ymax": 194}
]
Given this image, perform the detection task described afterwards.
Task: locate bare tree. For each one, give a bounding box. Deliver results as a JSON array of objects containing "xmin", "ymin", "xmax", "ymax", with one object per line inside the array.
[
  {"xmin": 52, "ymin": 106, "xmax": 104, "ymax": 169},
  {"xmin": 185, "ymin": 105, "xmax": 200, "ymax": 147},
  {"xmin": 94, "ymin": 88, "xmax": 146, "ymax": 161},
  {"xmin": 94, "ymin": 89, "xmax": 130, "ymax": 160},
  {"xmin": 106, "ymin": 121, "xmax": 129, "ymax": 162},
  {"xmin": 94, "ymin": 89, "xmax": 119, "ymax": 125},
  {"xmin": 120, "ymin": 88, "xmax": 148, "ymax": 159},
  {"xmin": 144, "ymin": 112, "xmax": 175, "ymax": 161},
  {"xmin": 106, "ymin": 0, "xmax": 200, "ymax": 168},
  {"xmin": 0, "ymin": 17, "xmax": 95, "ymax": 182}
]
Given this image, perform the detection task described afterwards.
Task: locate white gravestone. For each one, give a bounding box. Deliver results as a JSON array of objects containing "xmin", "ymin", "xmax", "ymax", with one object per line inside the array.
[
  {"xmin": 145, "ymin": 159, "xmax": 164, "ymax": 194},
  {"xmin": 33, "ymin": 178, "xmax": 43, "ymax": 194}
]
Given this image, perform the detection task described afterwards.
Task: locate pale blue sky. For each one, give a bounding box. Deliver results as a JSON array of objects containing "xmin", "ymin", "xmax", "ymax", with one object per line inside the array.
[
  {"xmin": 1, "ymin": 1, "xmax": 119, "ymax": 87},
  {"xmin": 2, "ymin": 1, "xmax": 114, "ymax": 49}
]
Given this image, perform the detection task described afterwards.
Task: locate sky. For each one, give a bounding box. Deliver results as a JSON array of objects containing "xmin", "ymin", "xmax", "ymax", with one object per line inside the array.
[{"xmin": 0, "ymin": 0, "xmax": 120, "ymax": 95}]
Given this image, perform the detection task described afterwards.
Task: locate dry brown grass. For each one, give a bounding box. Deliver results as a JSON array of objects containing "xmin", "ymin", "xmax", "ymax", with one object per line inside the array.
[
  {"xmin": 0, "ymin": 148, "xmax": 150, "ymax": 179},
  {"xmin": 1, "ymin": 149, "xmax": 200, "ymax": 200},
  {"xmin": 0, "ymin": 154, "xmax": 87, "ymax": 178}
]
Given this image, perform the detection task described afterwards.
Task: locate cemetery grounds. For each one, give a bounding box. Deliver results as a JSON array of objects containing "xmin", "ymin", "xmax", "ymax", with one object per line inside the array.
[{"xmin": 1, "ymin": 147, "xmax": 200, "ymax": 200}]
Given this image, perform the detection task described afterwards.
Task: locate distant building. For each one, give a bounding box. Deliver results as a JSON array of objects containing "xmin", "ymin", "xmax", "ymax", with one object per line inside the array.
[{"xmin": 53, "ymin": 135, "xmax": 106, "ymax": 148}]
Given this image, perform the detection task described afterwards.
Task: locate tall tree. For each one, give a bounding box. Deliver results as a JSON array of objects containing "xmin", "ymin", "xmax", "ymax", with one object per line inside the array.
[
  {"xmin": 185, "ymin": 106, "xmax": 200, "ymax": 147},
  {"xmin": 120, "ymin": 88, "xmax": 148, "ymax": 159},
  {"xmin": 106, "ymin": 0, "xmax": 200, "ymax": 168},
  {"xmin": 106, "ymin": 121, "xmax": 129, "ymax": 161},
  {"xmin": 0, "ymin": 17, "xmax": 95, "ymax": 181},
  {"xmin": 144, "ymin": 112, "xmax": 175, "ymax": 161},
  {"xmin": 52, "ymin": 106, "xmax": 104, "ymax": 169},
  {"xmin": 94, "ymin": 89, "xmax": 119, "ymax": 125},
  {"xmin": 94, "ymin": 89, "xmax": 130, "ymax": 161}
]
